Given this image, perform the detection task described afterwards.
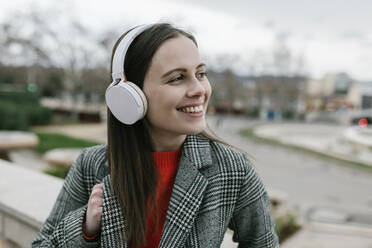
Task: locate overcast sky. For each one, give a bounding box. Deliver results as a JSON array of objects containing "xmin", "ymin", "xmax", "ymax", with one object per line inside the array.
[{"xmin": 2, "ymin": 0, "xmax": 372, "ymax": 80}]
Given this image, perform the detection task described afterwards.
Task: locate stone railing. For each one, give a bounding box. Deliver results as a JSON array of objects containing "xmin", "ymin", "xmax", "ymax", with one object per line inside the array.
[{"xmin": 0, "ymin": 159, "xmax": 63, "ymax": 248}]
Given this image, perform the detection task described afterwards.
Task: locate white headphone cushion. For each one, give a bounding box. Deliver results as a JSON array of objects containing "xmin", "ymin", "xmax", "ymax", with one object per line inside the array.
[
  {"xmin": 125, "ymin": 82, "xmax": 148, "ymax": 115},
  {"xmin": 105, "ymin": 81, "xmax": 147, "ymax": 124}
]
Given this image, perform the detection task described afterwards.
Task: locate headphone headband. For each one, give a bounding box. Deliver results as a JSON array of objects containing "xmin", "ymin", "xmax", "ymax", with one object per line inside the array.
[
  {"xmin": 112, "ymin": 24, "xmax": 152, "ymax": 82},
  {"xmin": 106, "ymin": 24, "xmax": 152, "ymax": 125}
]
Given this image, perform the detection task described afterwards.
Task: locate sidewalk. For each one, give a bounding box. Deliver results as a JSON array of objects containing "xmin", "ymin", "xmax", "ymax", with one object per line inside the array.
[
  {"xmin": 282, "ymin": 222, "xmax": 372, "ymax": 248},
  {"xmin": 254, "ymin": 123, "xmax": 372, "ymax": 167},
  {"xmin": 280, "ymin": 203, "xmax": 372, "ymax": 247}
]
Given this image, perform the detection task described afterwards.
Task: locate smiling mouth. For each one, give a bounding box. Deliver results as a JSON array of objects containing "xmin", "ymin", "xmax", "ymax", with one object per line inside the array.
[{"xmin": 177, "ymin": 105, "xmax": 203, "ymax": 113}]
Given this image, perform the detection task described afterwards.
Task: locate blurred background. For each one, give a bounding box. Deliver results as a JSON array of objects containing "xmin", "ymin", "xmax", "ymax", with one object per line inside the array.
[{"xmin": 0, "ymin": 0, "xmax": 372, "ymax": 247}]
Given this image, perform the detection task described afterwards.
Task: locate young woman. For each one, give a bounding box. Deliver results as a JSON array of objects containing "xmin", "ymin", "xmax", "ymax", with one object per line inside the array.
[{"xmin": 32, "ymin": 23, "xmax": 279, "ymax": 248}]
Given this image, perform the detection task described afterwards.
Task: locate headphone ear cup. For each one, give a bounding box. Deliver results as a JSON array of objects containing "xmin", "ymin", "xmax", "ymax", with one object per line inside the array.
[
  {"xmin": 126, "ymin": 81, "xmax": 148, "ymax": 115},
  {"xmin": 105, "ymin": 80, "xmax": 148, "ymax": 124}
]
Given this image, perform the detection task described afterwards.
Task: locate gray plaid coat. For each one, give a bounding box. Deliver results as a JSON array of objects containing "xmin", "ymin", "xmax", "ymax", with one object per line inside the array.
[{"xmin": 32, "ymin": 134, "xmax": 279, "ymax": 247}]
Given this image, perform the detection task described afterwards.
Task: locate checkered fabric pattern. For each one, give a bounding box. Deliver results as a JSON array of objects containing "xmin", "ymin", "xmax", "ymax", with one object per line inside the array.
[{"xmin": 32, "ymin": 134, "xmax": 279, "ymax": 248}]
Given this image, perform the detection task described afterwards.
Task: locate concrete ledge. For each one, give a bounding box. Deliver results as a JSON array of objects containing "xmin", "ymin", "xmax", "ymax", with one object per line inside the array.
[
  {"xmin": 0, "ymin": 159, "xmax": 63, "ymax": 247},
  {"xmin": 43, "ymin": 148, "xmax": 82, "ymax": 168},
  {"xmin": 3, "ymin": 213, "xmax": 38, "ymax": 248},
  {"xmin": 0, "ymin": 131, "xmax": 39, "ymax": 151}
]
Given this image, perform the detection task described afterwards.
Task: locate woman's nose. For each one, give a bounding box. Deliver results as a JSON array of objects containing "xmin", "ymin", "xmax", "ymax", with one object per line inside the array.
[{"xmin": 186, "ymin": 77, "xmax": 206, "ymax": 97}]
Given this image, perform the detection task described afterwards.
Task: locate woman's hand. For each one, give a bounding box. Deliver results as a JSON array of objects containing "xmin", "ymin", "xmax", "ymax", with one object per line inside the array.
[{"xmin": 83, "ymin": 183, "xmax": 103, "ymax": 236}]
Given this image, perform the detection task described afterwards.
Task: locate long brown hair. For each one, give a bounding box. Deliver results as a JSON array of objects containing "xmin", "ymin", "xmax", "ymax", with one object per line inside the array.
[{"xmin": 107, "ymin": 23, "xmax": 197, "ymax": 247}]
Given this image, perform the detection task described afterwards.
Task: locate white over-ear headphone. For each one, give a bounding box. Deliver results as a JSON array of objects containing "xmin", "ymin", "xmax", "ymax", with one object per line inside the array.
[{"xmin": 105, "ymin": 24, "xmax": 152, "ymax": 125}]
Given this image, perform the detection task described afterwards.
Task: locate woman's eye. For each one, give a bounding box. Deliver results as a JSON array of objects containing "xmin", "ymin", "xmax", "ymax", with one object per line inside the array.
[
  {"xmin": 168, "ymin": 75, "xmax": 184, "ymax": 83},
  {"xmin": 197, "ymin": 72, "xmax": 208, "ymax": 79}
]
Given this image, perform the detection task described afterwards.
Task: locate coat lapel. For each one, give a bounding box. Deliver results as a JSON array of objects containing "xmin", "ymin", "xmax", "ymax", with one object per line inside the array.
[{"xmin": 158, "ymin": 134, "xmax": 212, "ymax": 248}]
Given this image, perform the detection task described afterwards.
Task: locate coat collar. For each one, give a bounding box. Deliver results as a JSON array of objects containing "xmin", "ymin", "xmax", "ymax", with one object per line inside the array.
[
  {"xmin": 101, "ymin": 134, "xmax": 212, "ymax": 247},
  {"xmin": 181, "ymin": 134, "xmax": 212, "ymax": 170}
]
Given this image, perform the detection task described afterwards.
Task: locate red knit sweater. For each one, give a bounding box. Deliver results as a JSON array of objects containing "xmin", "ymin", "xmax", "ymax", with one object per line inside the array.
[{"xmin": 138, "ymin": 149, "xmax": 181, "ymax": 248}]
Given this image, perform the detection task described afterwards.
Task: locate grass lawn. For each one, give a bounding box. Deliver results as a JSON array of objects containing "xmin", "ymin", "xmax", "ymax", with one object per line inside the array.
[
  {"xmin": 32, "ymin": 132, "xmax": 101, "ymax": 179},
  {"xmin": 33, "ymin": 132, "xmax": 101, "ymax": 154}
]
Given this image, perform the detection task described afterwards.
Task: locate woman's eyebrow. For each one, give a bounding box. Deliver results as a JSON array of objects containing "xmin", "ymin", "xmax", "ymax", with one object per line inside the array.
[
  {"xmin": 161, "ymin": 63, "xmax": 206, "ymax": 79},
  {"xmin": 197, "ymin": 63, "xmax": 206, "ymax": 69},
  {"xmin": 161, "ymin": 68, "xmax": 187, "ymax": 79}
]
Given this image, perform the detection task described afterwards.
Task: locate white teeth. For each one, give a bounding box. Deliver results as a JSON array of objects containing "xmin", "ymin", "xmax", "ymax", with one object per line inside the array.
[{"xmin": 179, "ymin": 105, "xmax": 203, "ymax": 113}]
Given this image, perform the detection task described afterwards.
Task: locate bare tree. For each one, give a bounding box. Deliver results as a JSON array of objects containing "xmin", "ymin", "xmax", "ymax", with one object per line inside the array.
[
  {"xmin": 244, "ymin": 34, "xmax": 308, "ymax": 118},
  {"xmin": 0, "ymin": 3, "xmax": 111, "ymax": 101}
]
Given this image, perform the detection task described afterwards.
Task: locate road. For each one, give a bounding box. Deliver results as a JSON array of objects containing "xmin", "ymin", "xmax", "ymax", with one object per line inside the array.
[{"xmin": 207, "ymin": 115, "xmax": 372, "ymax": 225}]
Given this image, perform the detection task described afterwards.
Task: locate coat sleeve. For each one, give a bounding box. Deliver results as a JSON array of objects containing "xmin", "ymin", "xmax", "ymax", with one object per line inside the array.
[
  {"xmin": 31, "ymin": 149, "xmax": 100, "ymax": 248},
  {"xmin": 228, "ymin": 158, "xmax": 279, "ymax": 248}
]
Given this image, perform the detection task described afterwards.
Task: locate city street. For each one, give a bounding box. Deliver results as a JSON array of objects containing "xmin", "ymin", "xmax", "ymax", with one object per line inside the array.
[{"xmin": 206, "ymin": 115, "xmax": 372, "ymax": 224}]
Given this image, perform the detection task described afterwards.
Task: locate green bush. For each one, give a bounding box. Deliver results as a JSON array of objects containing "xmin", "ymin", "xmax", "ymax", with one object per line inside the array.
[
  {"xmin": 23, "ymin": 104, "xmax": 52, "ymax": 125},
  {"xmin": 0, "ymin": 91, "xmax": 39, "ymax": 104},
  {"xmin": 0, "ymin": 100, "xmax": 52, "ymax": 130},
  {"xmin": 0, "ymin": 90, "xmax": 52, "ymax": 130},
  {"xmin": 282, "ymin": 109, "xmax": 295, "ymax": 119},
  {"xmin": 245, "ymin": 107, "xmax": 260, "ymax": 118},
  {"xmin": 0, "ymin": 101, "xmax": 29, "ymax": 130},
  {"xmin": 275, "ymin": 213, "xmax": 301, "ymax": 243}
]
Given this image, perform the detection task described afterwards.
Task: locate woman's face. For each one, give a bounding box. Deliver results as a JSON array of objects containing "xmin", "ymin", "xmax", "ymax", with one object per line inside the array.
[{"xmin": 143, "ymin": 35, "xmax": 211, "ymax": 141}]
